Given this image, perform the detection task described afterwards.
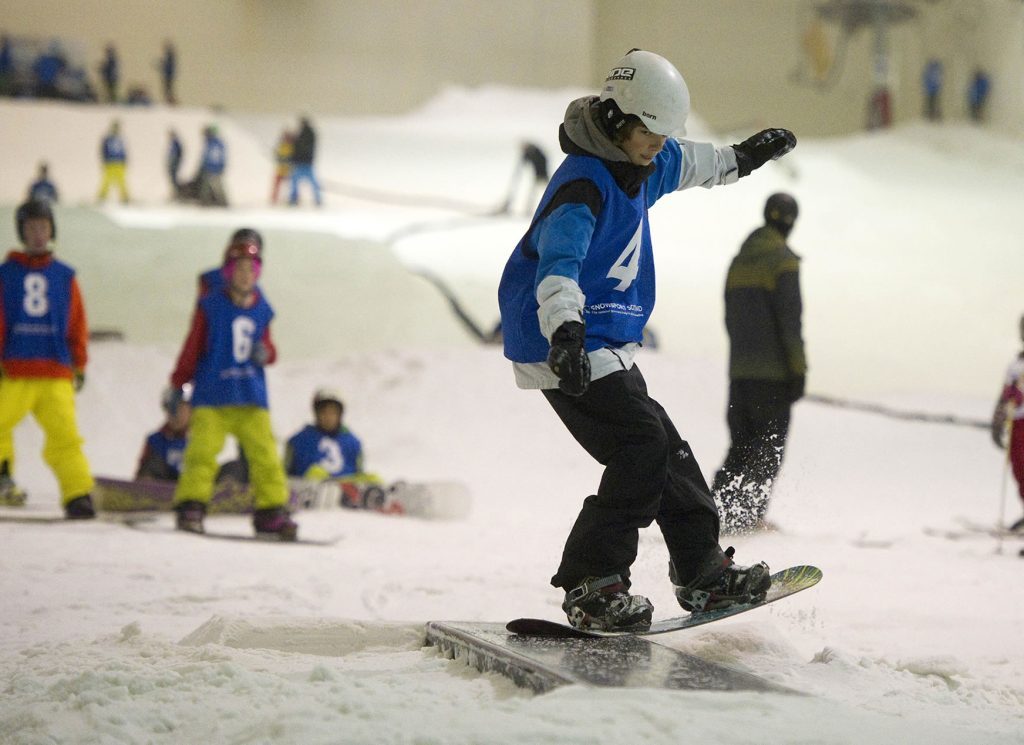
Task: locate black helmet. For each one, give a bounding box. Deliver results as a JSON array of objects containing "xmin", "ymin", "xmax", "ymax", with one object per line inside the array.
[
  {"xmin": 228, "ymin": 227, "xmax": 263, "ymax": 255},
  {"xmin": 16, "ymin": 199, "xmax": 56, "ymax": 242},
  {"xmin": 764, "ymin": 193, "xmax": 798, "ymax": 233}
]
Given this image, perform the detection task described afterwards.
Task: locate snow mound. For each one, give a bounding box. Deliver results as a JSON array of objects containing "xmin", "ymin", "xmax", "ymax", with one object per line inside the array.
[{"xmin": 179, "ymin": 615, "xmax": 425, "ymax": 656}]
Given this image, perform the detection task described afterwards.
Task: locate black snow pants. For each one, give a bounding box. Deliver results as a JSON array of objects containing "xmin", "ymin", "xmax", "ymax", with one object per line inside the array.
[
  {"xmin": 712, "ymin": 379, "xmax": 793, "ymax": 531},
  {"xmin": 543, "ymin": 365, "xmax": 720, "ymax": 592}
]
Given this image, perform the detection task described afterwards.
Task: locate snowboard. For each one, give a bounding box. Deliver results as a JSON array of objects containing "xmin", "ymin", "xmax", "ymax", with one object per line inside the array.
[
  {"xmin": 0, "ymin": 508, "xmax": 157, "ymax": 525},
  {"xmin": 93, "ymin": 476, "xmax": 470, "ymax": 520},
  {"xmin": 289, "ymin": 478, "xmax": 471, "ymax": 520},
  {"xmin": 121, "ymin": 519, "xmax": 341, "ymax": 546},
  {"xmin": 507, "ymin": 565, "xmax": 822, "ymax": 639},
  {"xmin": 93, "ymin": 476, "xmax": 303, "ymax": 514}
]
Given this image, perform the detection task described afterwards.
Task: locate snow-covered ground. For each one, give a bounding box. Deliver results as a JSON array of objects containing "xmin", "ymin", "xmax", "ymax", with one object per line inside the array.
[{"xmin": 1, "ymin": 92, "xmax": 1023, "ymax": 744}]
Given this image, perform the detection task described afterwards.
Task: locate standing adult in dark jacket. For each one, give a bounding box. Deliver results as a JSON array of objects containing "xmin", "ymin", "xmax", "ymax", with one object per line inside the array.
[
  {"xmin": 289, "ymin": 117, "xmax": 322, "ymax": 206},
  {"xmin": 713, "ymin": 192, "xmax": 806, "ymax": 534}
]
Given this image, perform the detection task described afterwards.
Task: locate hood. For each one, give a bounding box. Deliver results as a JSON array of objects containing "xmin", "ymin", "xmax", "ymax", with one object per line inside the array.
[
  {"xmin": 560, "ymin": 96, "xmax": 631, "ymax": 162},
  {"xmin": 558, "ymin": 95, "xmax": 657, "ymax": 198}
]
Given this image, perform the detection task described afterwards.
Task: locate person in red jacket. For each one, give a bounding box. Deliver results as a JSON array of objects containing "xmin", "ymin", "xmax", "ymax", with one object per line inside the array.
[
  {"xmin": 0, "ymin": 200, "xmax": 95, "ymax": 517},
  {"xmin": 167, "ymin": 230, "xmax": 297, "ymax": 539},
  {"xmin": 990, "ymin": 314, "xmax": 1024, "ymax": 533}
]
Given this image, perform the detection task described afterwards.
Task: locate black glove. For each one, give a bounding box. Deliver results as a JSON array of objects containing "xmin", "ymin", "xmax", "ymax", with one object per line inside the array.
[
  {"xmin": 787, "ymin": 376, "xmax": 805, "ymax": 403},
  {"xmin": 547, "ymin": 321, "xmax": 590, "ymax": 396},
  {"xmin": 251, "ymin": 341, "xmax": 271, "ymax": 366},
  {"xmin": 732, "ymin": 128, "xmax": 796, "ymax": 177},
  {"xmin": 73, "ymin": 368, "xmax": 86, "ymax": 392}
]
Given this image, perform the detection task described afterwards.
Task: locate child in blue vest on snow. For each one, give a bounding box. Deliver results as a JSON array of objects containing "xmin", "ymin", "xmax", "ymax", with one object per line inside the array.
[
  {"xmin": 498, "ymin": 49, "xmax": 796, "ymax": 631},
  {"xmin": 0, "ymin": 200, "xmax": 95, "ymax": 518},
  {"xmin": 167, "ymin": 229, "xmax": 297, "ymax": 539}
]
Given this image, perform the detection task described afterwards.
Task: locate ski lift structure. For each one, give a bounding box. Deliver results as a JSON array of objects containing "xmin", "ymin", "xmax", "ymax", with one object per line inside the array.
[{"xmin": 797, "ymin": 0, "xmax": 923, "ymax": 128}]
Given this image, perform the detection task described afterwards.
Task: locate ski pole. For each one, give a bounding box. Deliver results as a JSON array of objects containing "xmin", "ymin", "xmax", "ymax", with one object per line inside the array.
[{"xmin": 996, "ymin": 391, "xmax": 1019, "ymax": 555}]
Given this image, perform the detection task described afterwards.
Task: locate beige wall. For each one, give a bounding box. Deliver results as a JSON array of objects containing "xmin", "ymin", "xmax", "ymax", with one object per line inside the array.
[
  {"xmin": 593, "ymin": 0, "xmax": 1024, "ymax": 137},
  {"xmin": 4, "ymin": 0, "xmax": 1022, "ymax": 135},
  {"xmin": 3, "ymin": 0, "xmax": 595, "ymax": 114}
]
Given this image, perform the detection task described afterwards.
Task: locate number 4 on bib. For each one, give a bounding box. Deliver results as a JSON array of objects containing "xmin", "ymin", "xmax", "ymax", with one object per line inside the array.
[{"xmin": 606, "ymin": 222, "xmax": 642, "ymax": 291}]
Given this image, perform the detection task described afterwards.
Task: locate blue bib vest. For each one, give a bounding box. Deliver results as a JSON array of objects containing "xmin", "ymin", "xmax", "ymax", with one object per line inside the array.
[
  {"xmin": 146, "ymin": 430, "xmax": 187, "ymax": 478},
  {"xmin": 286, "ymin": 425, "xmax": 362, "ymax": 478},
  {"xmin": 0, "ymin": 258, "xmax": 74, "ymax": 367},
  {"xmin": 498, "ymin": 152, "xmax": 659, "ymax": 364},
  {"xmin": 192, "ymin": 290, "xmax": 274, "ymax": 408}
]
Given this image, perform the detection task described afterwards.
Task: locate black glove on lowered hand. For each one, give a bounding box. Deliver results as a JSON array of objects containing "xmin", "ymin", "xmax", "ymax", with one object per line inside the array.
[
  {"xmin": 547, "ymin": 321, "xmax": 590, "ymax": 397},
  {"xmin": 732, "ymin": 128, "xmax": 797, "ymax": 177}
]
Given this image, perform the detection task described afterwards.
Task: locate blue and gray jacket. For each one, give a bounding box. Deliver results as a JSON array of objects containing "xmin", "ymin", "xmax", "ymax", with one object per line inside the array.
[{"xmin": 497, "ymin": 95, "xmax": 740, "ymax": 389}]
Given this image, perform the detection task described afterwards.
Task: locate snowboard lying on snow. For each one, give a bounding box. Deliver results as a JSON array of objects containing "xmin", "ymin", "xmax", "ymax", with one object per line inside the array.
[
  {"xmin": 89, "ymin": 476, "xmax": 470, "ymax": 520},
  {"xmin": 507, "ymin": 565, "xmax": 823, "ymax": 638}
]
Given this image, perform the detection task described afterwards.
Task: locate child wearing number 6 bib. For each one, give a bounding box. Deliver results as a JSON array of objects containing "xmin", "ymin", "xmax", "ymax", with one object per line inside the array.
[{"xmin": 167, "ymin": 229, "xmax": 298, "ymax": 540}]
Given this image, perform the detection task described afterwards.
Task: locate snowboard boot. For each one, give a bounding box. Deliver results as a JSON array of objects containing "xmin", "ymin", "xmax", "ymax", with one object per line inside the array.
[
  {"xmin": 671, "ymin": 546, "xmax": 771, "ymax": 613},
  {"xmin": 175, "ymin": 500, "xmax": 207, "ymax": 534},
  {"xmin": 562, "ymin": 574, "xmax": 654, "ymax": 632},
  {"xmin": 0, "ymin": 462, "xmax": 27, "ymax": 507},
  {"xmin": 64, "ymin": 494, "xmax": 96, "ymax": 520},
  {"xmin": 253, "ymin": 507, "xmax": 298, "ymax": 541}
]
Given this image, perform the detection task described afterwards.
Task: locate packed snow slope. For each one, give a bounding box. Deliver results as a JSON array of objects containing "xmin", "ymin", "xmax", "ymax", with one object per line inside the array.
[{"xmin": 1, "ymin": 92, "xmax": 1023, "ymax": 744}]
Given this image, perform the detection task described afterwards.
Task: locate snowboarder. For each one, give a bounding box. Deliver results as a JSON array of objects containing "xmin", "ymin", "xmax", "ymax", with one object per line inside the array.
[
  {"xmin": 167, "ymin": 129, "xmax": 183, "ymax": 196},
  {"xmin": 270, "ymin": 129, "xmax": 294, "ymax": 205},
  {"xmin": 990, "ymin": 315, "xmax": 1024, "ymax": 533},
  {"xmin": 497, "ymin": 49, "xmax": 794, "ymax": 631},
  {"xmin": 284, "ymin": 388, "xmax": 383, "ymax": 507},
  {"xmin": 136, "ymin": 385, "xmax": 193, "ymax": 481},
  {"xmin": 713, "ymin": 193, "xmax": 806, "ymax": 534},
  {"xmin": 98, "ymin": 43, "xmax": 119, "ymax": 103},
  {"xmin": 197, "ymin": 227, "xmax": 263, "ymax": 298},
  {"xmin": 0, "ymin": 200, "xmax": 96, "ymax": 518},
  {"xmin": 284, "ymin": 388, "xmax": 367, "ymax": 481},
  {"xmin": 289, "ymin": 116, "xmax": 322, "ymax": 207},
  {"xmin": 922, "ymin": 59, "xmax": 943, "ymax": 122},
  {"xmin": 967, "ymin": 69, "xmax": 991, "ymax": 123},
  {"xmin": 167, "ymin": 230, "xmax": 297, "ymax": 539},
  {"xmin": 157, "ymin": 40, "xmax": 176, "ymax": 105},
  {"xmin": 196, "ymin": 124, "xmax": 227, "ymax": 207},
  {"xmin": 97, "ymin": 119, "xmax": 130, "ymax": 204},
  {"xmin": 27, "ymin": 162, "xmax": 59, "ymax": 204}
]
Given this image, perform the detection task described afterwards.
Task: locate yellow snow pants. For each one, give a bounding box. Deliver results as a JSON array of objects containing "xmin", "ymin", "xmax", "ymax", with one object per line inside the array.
[
  {"xmin": 174, "ymin": 406, "xmax": 288, "ymax": 510},
  {"xmin": 0, "ymin": 377, "xmax": 94, "ymax": 504},
  {"xmin": 97, "ymin": 163, "xmax": 130, "ymax": 203}
]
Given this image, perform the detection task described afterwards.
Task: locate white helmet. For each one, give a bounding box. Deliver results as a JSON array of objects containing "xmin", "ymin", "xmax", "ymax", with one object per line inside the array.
[
  {"xmin": 599, "ymin": 49, "xmax": 690, "ymax": 137},
  {"xmin": 312, "ymin": 387, "xmax": 344, "ymax": 411}
]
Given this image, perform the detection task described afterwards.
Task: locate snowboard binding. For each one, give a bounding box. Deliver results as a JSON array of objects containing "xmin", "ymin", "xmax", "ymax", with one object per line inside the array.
[{"xmin": 672, "ymin": 546, "xmax": 771, "ymax": 613}]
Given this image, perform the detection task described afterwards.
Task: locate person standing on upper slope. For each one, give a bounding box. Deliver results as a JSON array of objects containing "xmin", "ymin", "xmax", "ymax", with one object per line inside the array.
[
  {"xmin": 97, "ymin": 119, "xmax": 130, "ymax": 204},
  {"xmin": 498, "ymin": 49, "xmax": 796, "ymax": 632}
]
